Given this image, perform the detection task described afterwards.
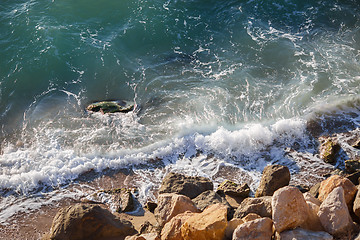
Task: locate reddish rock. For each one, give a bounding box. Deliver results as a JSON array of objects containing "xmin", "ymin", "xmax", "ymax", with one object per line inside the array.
[
  {"xmin": 318, "ymin": 175, "xmax": 357, "ymax": 207},
  {"xmin": 232, "ymin": 217, "xmax": 273, "ymax": 240},
  {"xmin": 160, "ymin": 211, "xmax": 195, "ymax": 240},
  {"xmin": 225, "ymin": 218, "xmax": 243, "ymax": 240},
  {"xmin": 155, "ymin": 193, "xmax": 200, "ymax": 227},
  {"xmin": 242, "ymin": 213, "xmax": 261, "ymax": 222},
  {"xmin": 272, "ymin": 186, "xmax": 309, "ymax": 233},
  {"xmin": 301, "ymin": 201, "xmax": 324, "ymax": 232},
  {"xmin": 318, "ymin": 186, "xmax": 354, "ymax": 236},
  {"xmin": 255, "ymin": 165, "xmax": 290, "ymax": 197},
  {"xmin": 181, "ymin": 204, "xmax": 228, "ymax": 240}
]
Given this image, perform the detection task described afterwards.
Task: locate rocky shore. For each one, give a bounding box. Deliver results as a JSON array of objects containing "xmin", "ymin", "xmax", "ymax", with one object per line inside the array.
[{"xmin": 41, "ymin": 157, "xmax": 360, "ymax": 240}]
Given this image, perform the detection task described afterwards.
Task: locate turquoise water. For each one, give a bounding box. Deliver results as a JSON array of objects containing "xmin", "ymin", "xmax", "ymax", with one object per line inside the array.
[{"xmin": 0, "ymin": 0, "xmax": 360, "ymax": 221}]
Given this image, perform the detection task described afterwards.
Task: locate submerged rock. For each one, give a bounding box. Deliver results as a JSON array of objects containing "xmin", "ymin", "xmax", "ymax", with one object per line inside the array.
[{"xmin": 86, "ymin": 100, "xmax": 134, "ymax": 114}]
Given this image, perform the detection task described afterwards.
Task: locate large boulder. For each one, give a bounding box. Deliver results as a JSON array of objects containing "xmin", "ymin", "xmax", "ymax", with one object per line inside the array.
[
  {"xmin": 232, "ymin": 217, "xmax": 273, "ymax": 240},
  {"xmin": 216, "ymin": 180, "xmax": 250, "ymax": 198},
  {"xmin": 155, "ymin": 193, "xmax": 200, "ymax": 227},
  {"xmin": 318, "ymin": 175, "xmax": 357, "ymax": 207},
  {"xmin": 233, "ymin": 196, "xmax": 272, "ymax": 219},
  {"xmin": 277, "ymin": 228, "xmax": 333, "ymax": 240},
  {"xmin": 181, "ymin": 204, "xmax": 228, "ymax": 240},
  {"xmin": 318, "ymin": 136, "xmax": 340, "ymax": 164},
  {"xmin": 272, "ymin": 186, "xmax": 309, "ymax": 233},
  {"xmin": 47, "ymin": 204, "xmax": 137, "ymax": 240},
  {"xmin": 255, "ymin": 165, "xmax": 290, "ymax": 197},
  {"xmin": 158, "ymin": 172, "xmax": 213, "ymax": 199},
  {"xmin": 160, "ymin": 211, "xmax": 195, "ymax": 240},
  {"xmin": 318, "ymin": 186, "xmax": 354, "ymax": 236}
]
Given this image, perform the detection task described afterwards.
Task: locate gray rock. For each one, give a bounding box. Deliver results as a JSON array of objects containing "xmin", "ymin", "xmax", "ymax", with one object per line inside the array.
[
  {"xmin": 47, "ymin": 204, "xmax": 137, "ymax": 240},
  {"xmin": 255, "ymin": 165, "xmax": 290, "ymax": 197},
  {"xmin": 158, "ymin": 172, "xmax": 213, "ymax": 199},
  {"xmin": 233, "ymin": 196, "xmax": 272, "ymax": 219},
  {"xmin": 216, "ymin": 180, "xmax": 250, "ymax": 198}
]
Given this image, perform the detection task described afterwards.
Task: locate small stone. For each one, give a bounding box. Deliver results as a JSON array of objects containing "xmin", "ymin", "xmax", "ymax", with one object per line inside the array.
[
  {"xmin": 241, "ymin": 213, "xmax": 261, "ymax": 222},
  {"xmin": 181, "ymin": 204, "xmax": 228, "ymax": 240},
  {"xmin": 216, "ymin": 180, "xmax": 250, "ymax": 198},
  {"xmin": 345, "ymin": 159, "xmax": 360, "ymax": 174},
  {"xmin": 145, "ymin": 201, "xmax": 158, "ymax": 213},
  {"xmin": 155, "ymin": 193, "xmax": 200, "ymax": 227},
  {"xmin": 232, "ymin": 217, "xmax": 273, "ymax": 240},
  {"xmin": 225, "ymin": 218, "xmax": 243, "ymax": 240},
  {"xmin": 272, "ymin": 186, "xmax": 309, "ymax": 233},
  {"xmin": 318, "ymin": 186, "xmax": 354, "ymax": 236},
  {"xmin": 318, "ymin": 136, "xmax": 340, "ymax": 164},
  {"xmin": 233, "ymin": 196, "xmax": 272, "ymax": 219},
  {"xmin": 112, "ymin": 189, "xmax": 134, "ymax": 213},
  {"xmin": 318, "ymin": 175, "xmax": 357, "ymax": 207},
  {"xmin": 255, "ymin": 164, "xmax": 290, "ymax": 197},
  {"xmin": 277, "ymin": 228, "xmax": 333, "ymax": 240},
  {"xmin": 158, "ymin": 172, "xmax": 213, "ymax": 199}
]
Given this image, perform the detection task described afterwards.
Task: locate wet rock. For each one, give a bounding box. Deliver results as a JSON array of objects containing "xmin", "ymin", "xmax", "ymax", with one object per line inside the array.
[
  {"xmin": 353, "ymin": 186, "xmax": 360, "ymax": 218},
  {"xmin": 216, "ymin": 180, "xmax": 250, "ymax": 198},
  {"xmin": 318, "ymin": 136, "xmax": 340, "ymax": 164},
  {"xmin": 345, "ymin": 159, "xmax": 360, "ymax": 174},
  {"xmin": 86, "ymin": 100, "xmax": 134, "ymax": 114},
  {"xmin": 233, "ymin": 196, "xmax": 272, "ymax": 219},
  {"xmin": 318, "ymin": 186, "xmax": 354, "ymax": 236},
  {"xmin": 318, "ymin": 175, "xmax": 357, "ymax": 207},
  {"xmin": 158, "ymin": 172, "xmax": 213, "ymax": 199},
  {"xmin": 255, "ymin": 164, "xmax": 290, "ymax": 197},
  {"xmin": 272, "ymin": 186, "xmax": 309, "ymax": 233},
  {"xmin": 232, "ymin": 217, "xmax": 273, "ymax": 240},
  {"xmin": 160, "ymin": 211, "xmax": 195, "ymax": 240},
  {"xmin": 192, "ymin": 190, "xmax": 225, "ymax": 211},
  {"xmin": 225, "ymin": 218, "xmax": 243, "ymax": 239},
  {"xmin": 47, "ymin": 204, "xmax": 137, "ymax": 240},
  {"xmin": 154, "ymin": 193, "xmax": 200, "ymax": 227},
  {"xmin": 277, "ymin": 228, "xmax": 333, "ymax": 240},
  {"xmin": 181, "ymin": 203, "xmax": 228, "ymax": 240}
]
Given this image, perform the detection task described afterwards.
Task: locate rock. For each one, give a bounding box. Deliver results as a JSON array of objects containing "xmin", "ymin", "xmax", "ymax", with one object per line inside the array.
[
  {"xmin": 216, "ymin": 180, "xmax": 250, "ymax": 198},
  {"xmin": 346, "ymin": 171, "xmax": 360, "ymax": 185},
  {"xmin": 318, "ymin": 136, "xmax": 340, "ymax": 164},
  {"xmin": 353, "ymin": 186, "xmax": 360, "ymax": 218},
  {"xmin": 242, "ymin": 213, "xmax": 261, "ymax": 222},
  {"xmin": 303, "ymin": 192, "xmax": 321, "ymax": 206},
  {"xmin": 86, "ymin": 100, "xmax": 134, "ymax": 114},
  {"xmin": 125, "ymin": 233, "xmax": 160, "ymax": 240},
  {"xmin": 160, "ymin": 211, "xmax": 195, "ymax": 240},
  {"xmin": 309, "ymin": 182, "xmax": 321, "ymax": 198},
  {"xmin": 192, "ymin": 190, "xmax": 225, "ymax": 211},
  {"xmin": 112, "ymin": 189, "xmax": 135, "ymax": 213},
  {"xmin": 158, "ymin": 172, "xmax": 213, "ymax": 199},
  {"xmin": 277, "ymin": 228, "xmax": 333, "ymax": 240},
  {"xmin": 272, "ymin": 186, "xmax": 309, "ymax": 233},
  {"xmin": 155, "ymin": 193, "xmax": 200, "ymax": 227},
  {"xmin": 318, "ymin": 186, "xmax": 354, "ymax": 236},
  {"xmin": 181, "ymin": 203, "xmax": 228, "ymax": 240},
  {"xmin": 318, "ymin": 175, "xmax": 357, "ymax": 207},
  {"xmin": 292, "ymin": 184, "xmax": 310, "ymax": 193},
  {"xmin": 352, "ymin": 139, "xmax": 360, "ymax": 149},
  {"xmin": 301, "ymin": 201, "xmax": 324, "ymax": 231},
  {"xmin": 48, "ymin": 204, "xmax": 137, "ymax": 240},
  {"xmin": 223, "ymin": 194, "xmax": 245, "ymax": 209},
  {"xmin": 255, "ymin": 164, "xmax": 290, "ymax": 197},
  {"xmin": 225, "ymin": 218, "xmax": 243, "ymax": 240},
  {"xmin": 145, "ymin": 201, "xmax": 158, "ymax": 213},
  {"xmin": 233, "ymin": 196, "xmax": 272, "ymax": 219},
  {"xmin": 345, "ymin": 159, "xmax": 360, "ymax": 174},
  {"xmin": 232, "ymin": 217, "xmax": 273, "ymax": 240}
]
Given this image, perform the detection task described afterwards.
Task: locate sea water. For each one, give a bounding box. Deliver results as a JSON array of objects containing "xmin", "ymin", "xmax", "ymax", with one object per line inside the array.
[{"xmin": 0, "ymin": 0, "xmax": 359, "ymax": 222}]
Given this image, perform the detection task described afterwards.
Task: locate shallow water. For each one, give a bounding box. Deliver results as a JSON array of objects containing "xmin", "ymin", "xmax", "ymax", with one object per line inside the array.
[{"xmin": 0, "ymin": 0, "xmax": 359, "ymax": 223}]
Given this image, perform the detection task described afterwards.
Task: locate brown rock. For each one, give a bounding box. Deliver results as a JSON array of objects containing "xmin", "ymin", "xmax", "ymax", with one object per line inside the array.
[
  {"xmin": 345, "ymin": 159, "xmax": 360, "ymax": 174},
  {"xmin": 318, "ymin": 186, "xmax": 354, "ymax": 236},
  {"xmin": 303, "ymin": 192, "xmax": 321, "ymax": 206},
  {"xmin": 225, "ymin": 218, "xmax": 243, "ymax": 240},
  {"xmin": 160, "ymin": 211, "xmax": 195, "ymax": 240},
  {"xmin": 353, "ymin": 186, "xmax": 360, "ymax": 218},
  {"xmin": 272, "ymin": 186, "xmax": 309, "ymax": 233},
  {"xmin": 181, "ymin": 203, "xmax": 228, "ymax": 240},
  {"xmin": 277, "ymin": 228, "xmax": 333, "ymax": 240},
  {"xmin": 232, "ymin": 217, "xmax": 273, "ymax": 240},
  {"xmin": 155, "ymin": 193, "xmax": 200, "ymax": 227},
  {"xmin": 309, "ymin": 182, "xmax": 321, "ymax": 198},
  {"xmin": 192, "ymin": 190, "xmax": 225, "ymax": 211},
  {"xmin": 112, "ymin": 189, "xmax": 135, "ymax": 213},
  {"xmin": 242, "ymin": 213, "xmax": 261, "ymax": 222},
  {"xmin": 318, "ymin": 136, "xmax": 340, "ymax": 164},
  {"xmin": 216, "ymin": 180, "xmax": 250, "ymax": 198},
  {"xmin": 158, "ymin": 172, "xmax": 213, "ymax": 199},
  {"xmin": 318, "ymin": 175, "xmax": 357, "ymax": 207},
  {"xmin": 255, "ymin": 164, "xmax": 290, "ymax": 197},
  {"xmin": 48, "ymin": 204, "xmax": 137, "ymax": 240},
  {"xmin": 301, "ymin": 201, "xmax": 324, "ymax": 232},
  {"xmin": 234, "ymin": 196, "xmax": 272, "ymax": 219}
]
